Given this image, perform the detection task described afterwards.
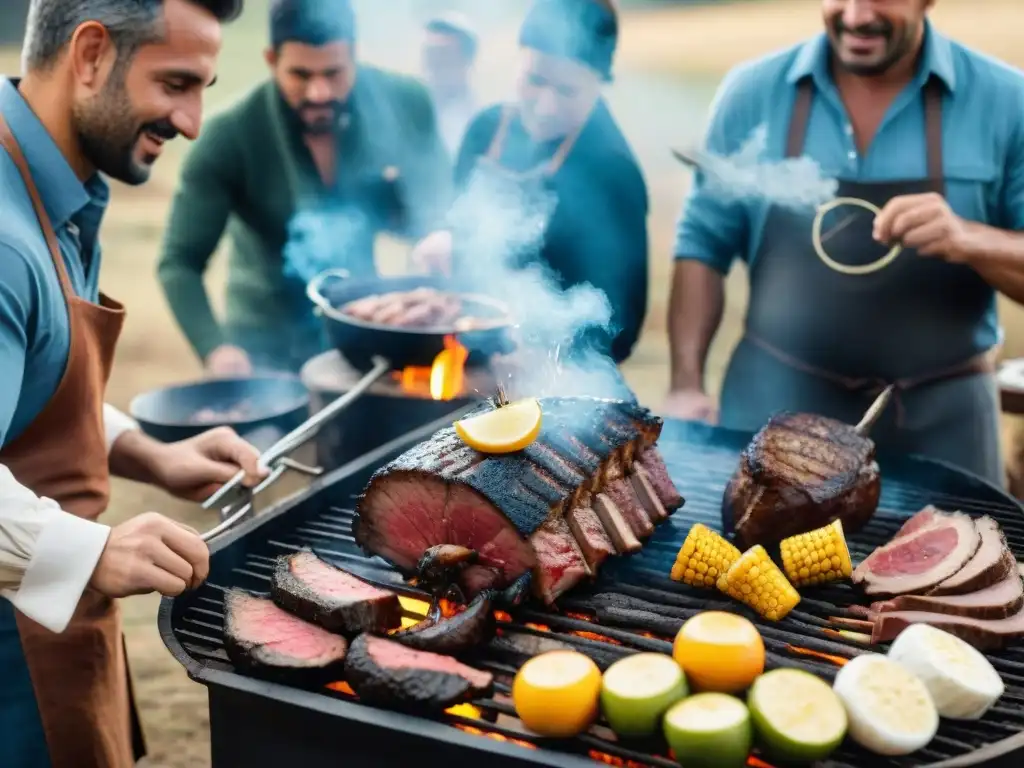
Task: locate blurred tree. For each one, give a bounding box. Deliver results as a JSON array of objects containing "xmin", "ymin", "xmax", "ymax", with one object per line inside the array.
[{"xmin": 0, "ymin": 0, "xmax": 29, "ymax": 47}]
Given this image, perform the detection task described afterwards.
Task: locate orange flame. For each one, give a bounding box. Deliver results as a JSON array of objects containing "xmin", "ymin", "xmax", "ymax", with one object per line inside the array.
[
  {"xmin": 327, "ymin": 681, "xmax": 355, "ymax": 696},
  {"xmin": 454, "ymin": 725, "xmax": 538, "ymax": 750},
  {"xmin": 394, "ymin": 336, "xmax": 468, "ymax": 401},
  {"xmin": 787, "ymin": 645, "xmax": 849, "ymax": 667}
]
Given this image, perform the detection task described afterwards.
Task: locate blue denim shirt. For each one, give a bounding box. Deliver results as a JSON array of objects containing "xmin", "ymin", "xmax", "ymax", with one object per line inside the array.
[
  {"xmin": 0, "ymin": 78, "xmax": 110, "ymax": 447},
  {"xmin": 674, "ymin": 23, "xmax": 1024, "ymax": 352}
]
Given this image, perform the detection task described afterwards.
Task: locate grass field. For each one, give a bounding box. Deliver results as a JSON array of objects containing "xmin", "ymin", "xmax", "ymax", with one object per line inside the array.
[{"xmin": 4, "ymin": 1, "xmax": 1024, "ymax": 764}]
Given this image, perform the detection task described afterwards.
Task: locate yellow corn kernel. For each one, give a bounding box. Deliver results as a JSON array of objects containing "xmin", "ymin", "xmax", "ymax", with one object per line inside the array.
[
  {"xmin": 779, "ymin": 519, "xmax": 854, "ymax": 588},
  {"xmin": 670, "ymin": 523, "xmax": 742, "ymax": 589},
  {"xmin": 720, "ymin": 545, "xmax": 801, "ymax": 621}
]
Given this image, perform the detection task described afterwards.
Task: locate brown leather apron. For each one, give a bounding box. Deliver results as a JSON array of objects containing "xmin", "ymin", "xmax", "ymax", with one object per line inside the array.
[
  {"xmin": 0, "ymin": 114, "xmax": 145, "ymax": 767},
  {"xmin": 718, "ymin": 77, "xmax": 1003, "ymax": 483}
]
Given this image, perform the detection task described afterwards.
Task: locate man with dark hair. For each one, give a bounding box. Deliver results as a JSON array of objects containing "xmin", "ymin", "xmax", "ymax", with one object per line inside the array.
[
  {"xmin": 157, "ymin": 0, "xmax": 451, "ymax": 376},
  {"xmin": 0, "ymin": 2, "xmax": 261, "ymax": 764},
  {"xmin": 412, "ymin": 0, "xmax": 649, "ymax": 365},
  {"xmin": 664, "ymin": 0, "xmax": 1024, "ymax": 484},
  {"xmin": 422, "ymin": 11, "xmax": 479, "ymax": 156}
]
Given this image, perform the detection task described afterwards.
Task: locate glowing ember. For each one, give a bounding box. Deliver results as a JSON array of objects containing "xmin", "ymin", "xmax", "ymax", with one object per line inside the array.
[
  {"xmin": 445, "ymin": 703, "xmax": 482, "ymax": 719},
  {"xmin": 494, "ymin": 610, "xmax": 512, "ymax": 623},
  {"xmin": 397, "ymin": 596, "xmax": 431, "ymax": 629},
  {"xmin": 572, "ymin": 631, "xmax": 622, "ymax": 646},
  {"xmin": 587, "ymin": 752, "xmax": 651, "ymax": 768},
  {"xmin": 397, "ymin": 336, "xmax": 468, "ymax": 400},
  {"xmin": 453, "ymin": 725, "xmax": 537, "ymax": 750},
  {"xmin": 787, "ymin": 645, "xmax": 849, "ymax": 667},
  {"xmin": 327, "ymin": 681, "xmax": 355, "ymax": 696}
]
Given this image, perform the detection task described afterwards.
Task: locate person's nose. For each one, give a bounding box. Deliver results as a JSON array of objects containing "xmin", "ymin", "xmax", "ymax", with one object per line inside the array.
[
  {"xmin": 306, "ymin": 77, "xmax": 332, "ymax": 104},
  {"xmin": 842, "ymin": 0, "xmax": 879, "ymax": 29},
  {"xmin": 533, "ymin": 87, "xmax": 560, "ymax": 119},
  {"xmin": 171, "ymin": 103, "xmax": 200, "ymax": 141}
]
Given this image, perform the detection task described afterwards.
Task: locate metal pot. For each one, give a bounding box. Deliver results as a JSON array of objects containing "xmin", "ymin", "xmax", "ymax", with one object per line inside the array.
[
  {"xmin": 129, "ymin": 375, "xmax": 310, "ymax": 449},
  {"xmin": 306, "ymin": 269, "xmax": 515, "ymax": 372}
]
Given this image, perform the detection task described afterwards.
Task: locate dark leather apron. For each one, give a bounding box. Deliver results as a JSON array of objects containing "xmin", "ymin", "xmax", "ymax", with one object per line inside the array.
[
  {"xmin": 0, "ymin": 114, "xmax": 146, "ymax": 767},
  {"xmin": 719, "ymin": 77, "xmax": 1003, "ymax": 483}
]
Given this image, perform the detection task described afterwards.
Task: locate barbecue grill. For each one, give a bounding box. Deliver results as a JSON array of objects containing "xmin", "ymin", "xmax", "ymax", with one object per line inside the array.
[{"xmin": 159, "ymin": 412, "xmax": 1024, "ymax": 768}]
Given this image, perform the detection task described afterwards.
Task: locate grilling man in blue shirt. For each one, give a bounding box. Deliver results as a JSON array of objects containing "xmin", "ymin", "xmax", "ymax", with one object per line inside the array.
[{"xmin": 664, "ymin": 0, "xmax": 1024, "ymax": 485}]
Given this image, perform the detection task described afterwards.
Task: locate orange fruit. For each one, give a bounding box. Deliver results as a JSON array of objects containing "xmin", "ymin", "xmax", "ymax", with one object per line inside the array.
[
  {"xmin": 454, "ymin": 398, "xmax": 542, "ymax": 453},
  {"xmin": 672, "ymin": 611, "xmax": 765, "ymax": 694},
  {"xmin": 512, "ymin": 650, "xmax": 602, "ymax": 737}
]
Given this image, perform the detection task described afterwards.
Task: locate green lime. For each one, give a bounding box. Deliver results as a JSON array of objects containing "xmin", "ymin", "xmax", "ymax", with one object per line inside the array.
[
  {"xmin": 748, "ymin": 668, "xmax": 847, "ymax": 764},
  {"xmin": 600, "ymin": 653, "xmax": 688, "ymax": 738},
  {"xmin": 663, "ymin": 693, "xmax": 752, "ymax": 768}
]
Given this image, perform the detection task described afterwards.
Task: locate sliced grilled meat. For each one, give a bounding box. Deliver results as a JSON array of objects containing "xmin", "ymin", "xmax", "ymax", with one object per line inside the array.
[
  {"xmin": 224, "ymin": 590, "xmax": 348, "ymax": 680},
  {"xmin": 868, "ymin": 573, "xmax": 1024, "ymax": 622},
  {"xmin": 929, "ymin": 516, "xmax": 1015, "ymax": 596},
  {"xmin": 271, "ymin": 550, "xmax": 402, "ymax": 635},
  {"xmin": 871, "ymin": 604, "xmax": 1024, "ymax": 651},
  {"xmin": 354, "ymin": 397, "xmax": 681, "ymax": 604},
  {"xmin": 723, "ymin": 412, "xmax": 881, "ymax": 549},
  {"xmin": 389, "ymin": 591, "xmax": 495, "ymax": 655},
  {"xmin": 852, "ymin": 510, "xmax": 981, "ymax": 597},
  {"xmin": 344, "ymin": 634, "xmax": 493, "ymax": 711}
]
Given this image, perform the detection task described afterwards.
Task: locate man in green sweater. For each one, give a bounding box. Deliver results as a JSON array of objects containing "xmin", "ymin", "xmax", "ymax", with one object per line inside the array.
[{"xmin": 158, "ymin": 0, "xmax": 450, "ymax": 375}]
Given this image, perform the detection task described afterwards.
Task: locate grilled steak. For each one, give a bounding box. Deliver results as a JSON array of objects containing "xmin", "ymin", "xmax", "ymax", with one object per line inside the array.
[
  {"xmin": 868, "ymin": 573, "xmax": 1024, "ymax": 621},
  {"xmin": 224, "ymin": 590, "xmax": 348, "ymax": 679},
  {"xmin": 929, "ymin": 516, "xmax": 1015, "ymax": 596},
  {"xmin": 271, "ymin": 550, "xmax": 402, "ymax": 635},
  {"xmin": 852, "ymin": 510, "xmax": 981, "ymax": 597},
  {"xmin": 353, "ymin": 397, "xmax": 684, "ymax": 604},
  {"xmin": 344, "ymin": 634, "xmax": 493, "ymax": 710},
  {"xmin": 722, "ymin": 412, "xmax": 881, "ymax": 549},
  {"xmin": 871, "ymin": 605, "xmax": 1024, "ymax": 651}
]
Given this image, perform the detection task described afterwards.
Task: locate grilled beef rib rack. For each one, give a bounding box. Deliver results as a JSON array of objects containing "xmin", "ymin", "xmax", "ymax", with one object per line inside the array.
[{"xmin": 160, "ymin": 411, "xmax": 1024, "ymax": 768}]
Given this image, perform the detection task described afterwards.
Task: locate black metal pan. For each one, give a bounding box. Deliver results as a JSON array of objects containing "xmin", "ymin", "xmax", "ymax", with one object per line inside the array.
[{"xmin": 305, "ymin": 269, "xmax": 515, "ymax": 372}]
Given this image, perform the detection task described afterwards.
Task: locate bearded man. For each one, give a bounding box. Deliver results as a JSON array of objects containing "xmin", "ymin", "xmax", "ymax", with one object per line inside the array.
[
  {"xmin": 664, "ymin": 0, "xmax": 1024, "ymax": 485},
  {"xmin": 157, "ymin": 0, "xmax": 451, "ymax": 376}
]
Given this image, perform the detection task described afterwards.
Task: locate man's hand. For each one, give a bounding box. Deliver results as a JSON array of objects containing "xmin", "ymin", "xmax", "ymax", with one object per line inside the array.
[
  {"xmin": 872, "ymin": 192, "xmax": 978, "ymax": 262},
  {"xmin": 662, "ymin": 389, "xmax": 719, "ymax": 424},
  {"xmin": 89, "ymin": 513, "xmax": 210, "ymax": 598},
  {"xmin": 155, "ymin": 427, "xmax": 267, "ymax": 502},
  {"xmin": 409, "ymin": 230, "xmax": 453, "ymax": 275},
  {"xmin": 205, "ymin": 345, "xmax": 252, "ymax": 378}
]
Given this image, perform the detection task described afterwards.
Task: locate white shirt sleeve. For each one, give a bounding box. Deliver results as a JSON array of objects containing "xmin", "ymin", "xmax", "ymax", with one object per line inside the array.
[{"xmin": 0, "ymin": 403, "xmax": 137, "ymax": 633}]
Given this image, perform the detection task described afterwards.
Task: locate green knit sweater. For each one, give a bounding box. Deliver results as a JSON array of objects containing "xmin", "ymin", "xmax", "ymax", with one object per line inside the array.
[{"xmin": 157, "ymin": 67, "xmax": 451, "ymax": 360}]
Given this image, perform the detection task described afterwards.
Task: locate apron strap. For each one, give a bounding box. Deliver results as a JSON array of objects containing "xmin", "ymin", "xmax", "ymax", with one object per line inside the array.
[
  {"xmin": 485, "ymin": 106, "xmax": 515, "ymax": 162},
  {"xmin": 785, "ymin": 76, "xmax": 945, "ymax": 179},
  {"xmin": 0, "ymin": 113, "xmax": 76, "ymax": 300},
  {"xmin": 481, "ymin": 105, "xmax": 585, "ymax": 179}
]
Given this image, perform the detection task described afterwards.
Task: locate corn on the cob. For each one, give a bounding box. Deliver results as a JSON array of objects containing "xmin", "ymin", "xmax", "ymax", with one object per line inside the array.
[
  {"xmin": 779, "ymin": 519, "xmax": 853, "ymax": 588},
  {"xmin": 671, "ymin": 523, "xmax": 742, "ymax": 589},
  {"xmin": 720, "ymin": 545, "xmax": 801, "ymax": 621}
]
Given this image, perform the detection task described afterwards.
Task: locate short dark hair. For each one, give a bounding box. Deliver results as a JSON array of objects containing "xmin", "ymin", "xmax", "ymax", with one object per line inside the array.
[
  {"xmin": 425, "ymin": 17, "xmax": 478, "ymax": 61},
  {"xmin": 22, "ymin": 0, "xmax": 243, "ymax": 71},
  {"xmin": 270, "ymin": 0, "xmax": 355, "ymax": 51}
]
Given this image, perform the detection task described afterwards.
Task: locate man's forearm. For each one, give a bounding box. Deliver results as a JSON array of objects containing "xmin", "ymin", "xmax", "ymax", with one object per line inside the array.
[
  {"xmin": 108, "ymin": 430, "xmax": 170, "ymax": 487},
  {"xmin": 668, "ymin": 260, "xmax": 725, "ymax": 391},
  {"xmin": 964, "ymin": 223, "xmax": 1024, "ymax": 305},
  {"xmin": 157, "ymin": 261, "xmax": 226, "ymax": 361}
]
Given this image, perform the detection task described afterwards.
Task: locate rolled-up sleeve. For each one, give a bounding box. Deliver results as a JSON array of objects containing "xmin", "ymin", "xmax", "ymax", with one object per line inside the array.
[{"xmin": 673, "ymin": 66, "xmax": 761, "ymax": 274}]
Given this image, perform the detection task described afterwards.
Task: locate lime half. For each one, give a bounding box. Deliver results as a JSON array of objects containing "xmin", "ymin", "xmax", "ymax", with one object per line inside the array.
[
  {"xmin": 748, "ymin": 668, "xmax": 847, "ymax": 763},
  {"xmin": 663, "ymin": 693, "xmax": 752, "ymax": 768},
  {"xmin": 600, "ymin": 653, "xmax": 688, "ymax": 738}
]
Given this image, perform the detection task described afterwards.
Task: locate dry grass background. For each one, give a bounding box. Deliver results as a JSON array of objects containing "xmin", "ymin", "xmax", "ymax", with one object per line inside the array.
[{"xmin": 3, "ymin": 1, "xmax": 1024, "ymax": 764}]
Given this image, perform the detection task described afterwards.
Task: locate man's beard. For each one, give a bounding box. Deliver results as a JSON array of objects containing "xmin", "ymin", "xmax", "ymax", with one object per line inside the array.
[
  {"xmin": 296, "ymin": 99, "xmax": 346, "ymax": 136},
  {"xmin": 73, "ymin": 72, "xmax": 178, "ymax": 185},
  {"xmin": 828, "ymin": 16, "xmax": 915, "ymax": 77}
]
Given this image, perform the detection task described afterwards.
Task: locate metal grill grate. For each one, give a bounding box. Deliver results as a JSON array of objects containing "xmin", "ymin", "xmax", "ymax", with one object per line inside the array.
[{"xmin": 162, "ymin": 418, "xmax": 1024, "ymax": 768}]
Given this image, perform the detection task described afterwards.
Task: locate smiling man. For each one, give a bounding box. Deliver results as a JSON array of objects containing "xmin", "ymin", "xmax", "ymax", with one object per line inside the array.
[
  {"xmin": 0, "ymin": 2, "xmax": 267, "ymax": 766},
  {"xmin": 664, "ymin": 0, "xmax": 1024, "ymax": 484},
  {"xmin": 157, "ymin": 0, "xmax": 450, "ymax": 376}
]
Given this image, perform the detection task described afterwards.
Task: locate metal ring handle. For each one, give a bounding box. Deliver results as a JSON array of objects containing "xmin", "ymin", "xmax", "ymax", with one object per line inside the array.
[
  {"xmin": 306, "ymin": 268, "xmax": 352, "ymax": 319},
  {"xmin": 811, "ymin": 197, "xmax": 903, "ymax": 276}
]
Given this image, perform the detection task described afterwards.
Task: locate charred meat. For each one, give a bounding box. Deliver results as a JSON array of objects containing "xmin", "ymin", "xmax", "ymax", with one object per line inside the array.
[
  {"xmin": 343, "ymin": 634, "xmax": 494, "ymax": 711},
  {"xmin": 223, "ymin": 590, "xmax": 348, "ymax": 679},
  {"xmin": 340, "ymin": 288, "xmax": 496, "ymax": 330},
  {"xmin": 353, "ymin": 397, "xmax": 685, "ymax": 605},
  {"xmin": 271, "ymin": 550, "xmax": 402, "ymax": 635},
  {"xmin": 389, "ymin": 590, "xmax": 496, "ymax": 655},
  {"xmin": 852, "ymin": 509, "xmax": 981, "ymax": 597},
  {"xmin": 723, "ymin": 412, "xmax": 881, "ymax": 549}
]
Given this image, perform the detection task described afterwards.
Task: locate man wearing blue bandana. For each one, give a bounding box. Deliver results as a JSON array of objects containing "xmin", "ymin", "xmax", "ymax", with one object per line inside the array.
[
  {"xmin": 664, "ymin": 0, "xmax": 1024, "ymax": 485},
  {"xmin": 412, "ymin": 0, "xmax": 649, "ymax": 365}
]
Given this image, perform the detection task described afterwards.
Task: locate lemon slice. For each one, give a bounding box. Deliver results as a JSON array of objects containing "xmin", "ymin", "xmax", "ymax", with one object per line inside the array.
[
  {"xmin": 454, "ymin": 399, "xmax": 542, "ymax": 454},
  {"xmin": 513, "ymin": 650, "xmax": 602, "ymax": 737}
]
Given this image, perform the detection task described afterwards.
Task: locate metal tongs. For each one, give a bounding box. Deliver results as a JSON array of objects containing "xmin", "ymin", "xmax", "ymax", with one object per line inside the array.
[{"xmin": 199, "ymin": 356, "xmax": 392, "ymax": 542}]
